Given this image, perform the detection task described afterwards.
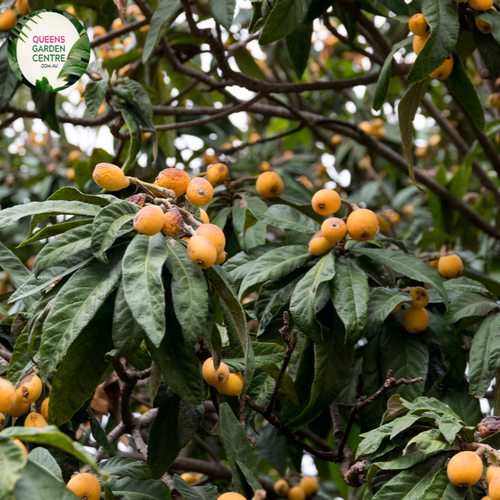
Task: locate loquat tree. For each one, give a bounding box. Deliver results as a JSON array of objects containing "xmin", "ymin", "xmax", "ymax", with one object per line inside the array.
[{"xmin": 1, "ymin": 0, "xmax": 500, "ymax": 499}]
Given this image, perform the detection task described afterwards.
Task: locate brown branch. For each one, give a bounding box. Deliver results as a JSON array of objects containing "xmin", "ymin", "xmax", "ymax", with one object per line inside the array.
[
  {"xmin": 90, "ymin": 19, "xmax": 149, "ymax": 48},
  {"xmin": 0, "ymin": 348, "xmax": 12, "ymax": 362}
]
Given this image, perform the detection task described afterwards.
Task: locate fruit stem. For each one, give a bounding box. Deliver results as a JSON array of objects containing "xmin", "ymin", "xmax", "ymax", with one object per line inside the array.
[
  {"xmin": 341, "ymin": 198, "xmax": 355, "ymax": 215},
  {"xmin": 128, "ymin": 177, "xmax": 176, "ymax": 200},
  {"xmin": 230, "ymin": 175, "xmax": 259, "ymax": 187}
]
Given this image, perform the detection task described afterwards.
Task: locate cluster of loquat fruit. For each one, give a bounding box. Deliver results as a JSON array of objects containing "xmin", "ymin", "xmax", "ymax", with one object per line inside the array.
[
  {"xmin": 92, "ymin": 162, "xmax": 285, "ymax": 270},
  {"xmin": 273, "ymin": 476, "xmax": 319, "ymax": 500},
  {"xmin": 201, "ymin": 357, "xmax": 244, "ymax": 396},
  {"xmin": 358, "ymin": 119, "xmax": 386, "ymax": 140},
  {"xmin": 447, "ymin": 450, "xmax": 500, "ymax": 499},
  {"xmin": 0, "ymin": 0, "xmax": 28, "ymax": 32}
]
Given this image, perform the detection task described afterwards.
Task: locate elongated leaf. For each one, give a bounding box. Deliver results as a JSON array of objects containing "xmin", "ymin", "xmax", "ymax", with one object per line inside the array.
[
  {"xmin": 290, "ymin": 253, "xmax": 335, "ymax": 344},
  {"xmin": 144, "ymin": 0, "xmax": 181, "ymax": 62},
  {"xmin": 85, "ymin": 76, "xmax": 110, "ymax": 117},
  {"xmin": 122, "ymin": 234, "xmax": 168, "ymax": 347},
  {"xmin": 39, "ymin": 246, "xmax": 123, "ymax": 380},
  {"xmin": 349, "ymin": 248, "xmax": 448, "ymax": 307},
  {"xmin": 110, "ymin": 477, "xmax": 171, "ymax": 499},
  {"xmin": 0, "ymin": 41, "xmax": 19, "ymax": 109},
  {"xmin": 28, "ymin": 448, "xmax": 63, "ymax": 481},
  {"xmin": 405, "ymin": 429, "xmax": 457, "ymax": 455},
  {"xmin": 17, "ymin": 219, "xmax": 93, "ymax": 248},
  {"xmin": 438, "ymin": 414, "xmax": 463, "ymax": 445},
  {"xmin": 0, "ymin": 436, "xmax": 27, "ymax": 494},
  {"xmin": 91, "ymin": 201, "xmax": 139, "ymax": 263},
  {"xmin": 420, "ymin": 466, "xmax": 467, "ymax": 500},
  {"xmin": 408, "ymin": 0, "xmax": 460, "ymax": 83},
  {"xmin": 444, "ymin": 292, "xmax": 497, "ymax": 327},
  {"xmin": 443, "ymin": 276, "xmax": 494, "ymax": 298},
  {"xmin": 211, "ymin": 0, "xmax": 236, "ymax": 30},
  {"xmin": 286, "ymin": 22, "xmax": 312, "ymax": 79},
  {"xmin": 89, "ymin": 409, "xmax": 117, "ymax": 457},
  {"xmin": 99, "ymin": 457, "xmax": 152, "ymax": 480},
  {"xmin": 173, "ymin": 476, "xmax": 218, "ymax": 500},
  {"xmin": 165, "ymin": 240, "xmax": 209, "ymax": 350}
]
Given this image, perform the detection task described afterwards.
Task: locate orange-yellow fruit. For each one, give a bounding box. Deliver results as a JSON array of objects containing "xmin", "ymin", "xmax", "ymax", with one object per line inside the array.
[
  {"xmin": 202, "ymin": 358, "xmax": 230, "ymax": 387},
  {"xmin": 359, "ymin": 121, "xmax": 373, "ymax": 134},
  {"xmin": 491, "ymin": 475, "xmax": 500, "ymax": 500},
  {"xmin": 123, "ymin": 36, "xmax": 132, "ymax": 47},
  {"xmin": 8, "ymin": 398, "xmax": 30, "ymax": 417},
  {"xmin": 133, "ymin": 205, "xmax": 165, "ymax": 236},
  {"xmin": 487, "ymin": 93, "xmax": 500, "ymax": 109},
  {"xmin": 249, "ymin": 132, "xmax": 261, "ymax": 142},
  {"xmin": 66, "ymin": 168, "xmax": 75, "ymax": 181},
  {"xmin": 476, "ymin": 17, "xmax": 493, "ymax": 34},
  {"xmin": 204, "ymin": 152, "xmax": 217, "ymax": 164},
  {"xmin": 438, "ymin": 254, "xmax": 463, "ymax": 279},
  {"xmin": 93, "ymin": 25, "xmax": 106, "ymax": 37},
  {"xmin": 469, "ymin": 0, "xmax": 494, "ymax": 9},
  {"xmin": 24, "ymin": 412, "xmax": 48, "ymax": 428},
  {"xmin": 413, "ymin": 33, "xmax": 429, "ymax": 55},
  {"xmin": 346, "ymin": 209, "xmax": 379, "ymax": 241},
  {"xmin": 218, "ymin": 494, "xmax": 246, "ymax": 500},
  {"xmin": 163, "ymin": 208, "xmax": 185, "ymax": 237},
  {"xmin": 65, "ymin": 6, "xmax": 76, "ymax": 16},
  {"xmin": 111, "ymin": 17, "xmax": 123, "ymax": 30},
  {"xmin": 41, "ymin": 397, "xmax": 49, "ymax": 422},
  {"xmin": 391, "ymin": 303, "xmax": 402, "ymax": 315},
  {"xmin": 186, "ymin": 178, "xmax": 214, "ymax": 206},
  {"xmin": 377, "ymin": 214, "xmax": 391, "ymax": 232},
  {"xmin": 0, "ymin": 377, "xmax": 16, "ymax": 413},
  {"xmin": 15, "ymin": 0, "xmax": 29, "ymax": 16},
  {"xmin": 300, "ymin": 477, "xmax": 319, "ymax": 498},
  {"xmin": 154, "ymin": 168, "xmax": 191, "ymax": 198},
  {"xmin": 430, "ymin": 56, "xmax": 454, "ymax": 80},
  {"xmin": 487, "ymin": 466, "xmax": 500, "ymax": 484},
  {"xmin": 199, "ymin": 208, "xmax": 210, "ymax": 224},
  {"xmin": 196, "ymin": 224, "xmax": 225, "ymax": 255},
  {"xmin": 410, "ymin": 287, "xmax": 429, "ymax": 309},
  {"xmin": 309, "ymin": 231, "xmax": 336, "ymax": 256},
  {"xmin": 403, "ymin": 306, "xmax": 429, "ymax": 334},
  {"xmin": 321, "ymin": 217, "xmax": 347, "ymax": 242},
  {"xmin": 181, "ymin": 472, "xmax": 198, "ymax": 484},
  {"xmin": 16, "ymin": 374, "xmax": 42, "ymax": 404},
  {"xmin": 215, "ymin": 252, "xmax": 226, "ymax": 265},
  {"xmin": 0, "ymin": 10, "xmax": 17, "ymax": 31},
  {"xmin": 274, "ymin": 479, "xmax": 290, "ymax": 497},
  {"xmin": 67, "ymin": 472, "xmax": 101, "ymax": 500},
  {"xmin": 68, "ymin": 150, "xmax": 81, "ymax": 162},
  {"xmin": 126, "ymin": 4, "xmax": 141, "ymax": 16},
  {"xmin": 138, "ymin": 16, "xmax": 149, "ymax": 33},
  {"xmin": 0, "ymin": 413, "xmax": 4, "ymax": 431},
  {"xmin": 288, "ymin": 486, "xmax": 306, "ymax": 500},
  {"xmin": 188, "ymin": 236, "xmax": 217, "ymax": 269},
  {"xmin": 430, "ymin": 259, "xmax": 439, "ymax": 269},
  {"xmin": 206, "ymin": 163, "xmax": 229, "ymax": 186},
  {"xmin": 256, "ymin": 171, "xmax": 284, "ymax": 199},
  {"xmin": 217, "ymin": 372, "xmax": 244, "ymax": 396},
  {"xmin": 372, "ymin": 127, "xmax": 386, "ymax": 140},
  {"xmin": 311, "ymin": 189, "xmax": 341, "ymax": 215},
  {"xmin": 220, "ymin": 142, "xmax": 232, "ymax": 151},
  {"xmin": 13, "ymin": 439, "xmax": 28, "ymax": 458},
  {"xmin": 409, "ymin": 14, "xmax": 429, "ymax": 36},
  {"xmin": 93, "ymin": 163, "xmax": 130, "ymax": 191},
  {"xmin": 447, "ymin": 451, "xmax": 483, "ymax": 487},
  {"xmin": 259, "ymin": 161, "xmax": 271, "ymax": 172}
]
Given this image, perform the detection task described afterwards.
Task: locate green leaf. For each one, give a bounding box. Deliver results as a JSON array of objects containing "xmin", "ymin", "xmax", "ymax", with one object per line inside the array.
[
  {"xmin": 233, "ymin": 49, "xmax": 266, "ymax": 80},
  {"xmin": 290, "ymin": 253, "xmax": 335, "ymax": 344},
  {"xmin": 117, "ymin": 107, "xmax": 142, "ymax": 174},
  {"xmin": 443, "ymin": 276, "xmax": 494, "ymax": 298},
  {"xmin": 39, "ymin": 246, "xmax": 123, "ymax": 380},
  {"xmin": 0, "ymin": 201, "xmax": 101, "ymax": 232},
  {"xmin": 373, "ymin": 37, "xmax": 413, "ymax": 111},
  {"xmin": 122, "ymin": 234, "xmax": 168, "ymax": 348},
  {"xmin": 89, "ymin": 409, "xmax": 117, "ymax": 457},
  {"xmin": 420, "ymin": 466, "xmax": 467, "ymax": 500},
  {"xmin": 49, "ymin": 297, "xmax": 114, "ymax": 426},
  {"xmin": 211, "ymin": 0, "xmax": 236, "ymax": 30},
  {"xmin": 31, "ymin": 89, "xmax": 59, "ymax": 132},
  {"xmin": 99, "ymin": 457, "xmax": 152, "ymax": 480},
  {"xmin": 444, "ymin": 292, "xmax": 498, "ymax": 327},
  {"xmin": 57, "ymin": 33, "xmax": 91, "ymax": 80},
  {"xmin": 91, "ymin": 201, "xmax": 139, "ymax": 263},
  {"xmin": 330, "ymin": 257, "xmax": 369, "ymax": 344},
  {"xmin": 220, "ymin": 403, "xmax": 262, "ymax": 494},
  {"xmin": 447, "ymin": 53, "xmax": 484, "ymax": 132},
  {"xmin": 0, "ymin": 41, "xmax": 19, "ymax": 110},
  {"xmin": 349, "ymin": 248, "xmax": 449, "ymax": 307},
  {"xmin": 366, "ymin": 288, "xmax": 412, "ymax": 340},
  {"xmin": 404, "ymin": 429, "xmax": 457, "ymax": 455},
  {"xmin": 17, "ymin": 219, "xmax": 93, "ymax": 248},
  {"xmin": 475, "ymin": 8, "xmax": 500, "ymax": 46},
  {"xmin": 173, "ymin": 475, "xmax": 219, "ymax": 500},
  {"xmin": 0, "ymin": 436, "xmax": 27, "ymax": 494},
  {"xmin": 28, "ymin": 448, "xmax": 63, "ymax": 481},
  {"xmin": 223, "ymin": 342, "xmax": 285, "ymax": 371},
  {"xmin": 143, "ymin": 0, "xmax": 181, "ymax": 62},
  {"xmin": 472, "ymin": 19, "xmax": 500, "ymax": 75},
  {"xmin": 286, "ymin": 22, "xmax": 312, "ymax": 79},
  {"xmin": 165, "ymin": 240, "xmax": 210, "ymax": 350},
  {"xmin": 259, "ymin": 0, "xmax": 313, "ymax": 45},
  {"xmin": 109, "ymin": 477, "xmax": 171, "ymax": 499},
  {"xmin": 408, "ymin": 0, "xmax": 460, "ymax": 83},
  {"xmin": 468, "ymin": 312, "xmax": 500, "ymax": 397},
  {"xmin": 397, "ymin": 80, "xmax": 429, "ymax": 181},
  {"xmin": 85, "ymin": 76, "xmax": 110, "ymax": 117},
  {"xmin": 438, "ymin": 414, "xmax": 463, "ymax": 445}
]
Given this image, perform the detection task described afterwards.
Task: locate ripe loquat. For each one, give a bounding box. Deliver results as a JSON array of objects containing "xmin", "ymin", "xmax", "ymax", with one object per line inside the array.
[
  {"xmin": 68, "ymin": 150, "xmax": 81, "ymax": 162},
  {"xmin": 410, "ymin": 287, "xmax": 429, "ymax": 309},
  {"xmin": 413, "ymin": 33, "xmax": 429, "ymax": 55},
  {"xmin": 346, "ymin": 209, "xmax": 379, "ymax": 241},
  {"xmin": 111, "ymin": 17, "xmax": 123, "ymax": 30},
  {"xmin": 476, "ymin": 17, "xmax": 493, "ymax": 34},
  {"xmin": 249, "ymin": 132, "xmax": 261, "ymax": 142},
  {"xmin": 274, "ymin": 479, "xmax": 290, "ymax": 497},
  {"xmin": 309, "ymin": 231, "xmax": 336, "ymax": 256},
  {"xmin": 447, "ymin": 451, "xmax": 483, "ymax": 487},
  {"xmin": 430, "ymin": 259, "xmax": 439, "ymax": 269},
  {"xmin": 0, "ymin": 9, "xmax": 17, "ymax": 31},
  {"xmin": 24, "ymin": 412, "xmax": 48, "ymax": 428},
  {"xmin": 93, "ymin": 25, "xmax": 106, "ymax": 37},
  {"xmin": 430, "ymin": 56, "xmax": 454, "ymax": 80},
  {"xmin": 438, "ymin": 254, "xmax": 463, "ymax": 279},
  {"xmin": 0, "ymin": 413, "xmax": 4, "ymax": 431},
  {"xmin": 163, "ymin": 208, "xmax": 185, "ymax": 237},
  {"xmin": 217, "ymin": 372, "xmax": 244, "ymax": 396},
  {"xmin": 8, "ymin": 398, "xmax": 30, "ymax": 417},
  {"xmin": 256, "ymin": 171, "xmax": 284, "ymax": 199},
  {"xmin": 199, "ymin": 208, "xmax": 210, "ymax": 224},
  {"xmin": 218, "ymin": 493, "xmax": 246, "ymax": 500},
  {"xmin": 188, "ymin": 235, "xmax": 217, "ymax": 269},
  {"xmin": 0, "ymin": 377, "xmax": 16, "ymax": 413},
  {"xmin": 134, "ymin": 205, "xmax": 165, "ymax": 236},
  {"xmin": 13, "ymin": 439, "xmax": 28, "ymax": 458},
  {"xmin": 202, "ymin": 358, "xmax": 230, "ymax": 387},
  {"xmin": 15, "ymin": 0, "xmax": 29, "ymax": 16},
  {"xmin": 186, "ymin": 178, "xmax": 214, "ymax": 206},
  {"xmin": 487, "ymin": 465, "xmax": 500, "ymax": 484},
  {"xmin": 41, "ymin": 397, "xmax": 49, "ymax": 422},
  {"xmin": 300, "ymin": 477, "xmax": 319, "ymax": 498},
  {"xmin": 204, "ymin": 152, "xmax": 217, "ymax": 165},
  {"xmin": 469, "ymin": 0, "xmax": 494, "ymax": 9},
  {"xmin": 288, "ymin": 486, "xmax": 306, "ymax": 500},
  {"xmin": 259, "ymin": 161, "xmax": 272, "ymax": 172},
  {"xmin": 403, "ymin": 306, "xmax": 429, "ymax": 334},
  {"xmin": 359, "ymin": 121, "xmax": 373, "ymax": 134},
  {"xmin": 311, "ymin": 189, "xmax": 341, "ymax": 215},
  {"xmin": 180, "ymin": 472, "xmax": 198, "ymax": 484},
  {"xmin": 215, "ymin": 252, "xmax": 227, "ymax": 265},
  {"xmin": 391, "ymin": 303, "xmax": 402, "ymax": 314},
  {"xmin": 93, "ymin": 163, "xmax": 130, "ymax": 191},
  {"xmin": 196, "ymin": 224, "xmax": 226, "ymax": 256},
  {"xmin": 66, "ymin": 168, "xmax": 75, "ymax": 181},
  {"xmin": 488, "ymin": 93, "xmax": 500, "ymax": 109},
  {"xmin": 206, "ymin": 163, "xmax": 229, "ymax": 186},
  {"xmin": 16, "ymin": 374, "xmax": 42, "ymax": 404},
  {"xmin": 377, "ymin": 214, "xmax": 391, "ymax": 232},
  {"xmin": 492, "ymin": 475, "xmax": 500, "ymax": 500},
  {"xmin": 409, "ymin": 14, "xmax": 429, "ymax": 36},
  {"xmin": 67, "ymin": 472, "xmax": 101, "ymax": 500},
  {"xmin": 321, "ymin": 217, "xmax": 347, "ymax": 242},
  {"xmin": 154, "ymin": 168, "xmax": 191, "ymax": 197}
]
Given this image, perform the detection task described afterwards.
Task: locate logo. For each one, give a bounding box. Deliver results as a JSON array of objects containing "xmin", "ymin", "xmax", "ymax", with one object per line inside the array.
[{"xmin": 7, "ymin": 9, "xmax": 90, "ymax": 92}]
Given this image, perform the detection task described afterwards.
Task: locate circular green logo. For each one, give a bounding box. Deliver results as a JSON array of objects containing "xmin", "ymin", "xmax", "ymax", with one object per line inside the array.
[{"xmin": 7, "ymin": 9, "xmax": 90, "ymax": 92}]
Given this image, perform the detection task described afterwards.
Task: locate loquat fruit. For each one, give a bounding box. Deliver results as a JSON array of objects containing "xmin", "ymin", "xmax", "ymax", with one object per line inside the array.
[
  {"xmin": 0, "ymin": 413, "xmax": 4, "ymax": 431},
  {"xmin": 204, "ymin": 152, "xmax": 217, "ymax": 165},
  {"xmin": 469, "ymin": 0, "xmax": 494, "ymax": 10},
  {"xmin": 133, "ymin": 205, "xmax": 165, "ymax": 236},
  {"xmin": 126, "ymin": 4, "xmax": 141, "ymax": 16},
  {"xmin": 180, "ymin": 472, "xmax": 198, "ymax": 484},
  {"xmin": 413, "ymin": 33, "xmax": 429, "ymax": 55},
  {"xmin": 274, "ymin": 479, "xmax": 290, "ymax": 497},
  {"xmin": 199, "ymin": 208, "xmax": 210, "ymax": 224},
  {"xmin": 492, "ymin": 475, "xmax": 500, "ymax": 500},
  {"xmin": 8, "ymin": 398, "xmax": 30, "ymax": 417},
  {"xmin": 220, "ymin": 142, "xmax": 232, "ymax": 151},
  {"xmin": 311, "ymin": 189, "xmax": 341, "ymax": 215},
  {"xmin": 0, "ymin": 377, "xmax": 16, "ymax": 413},
  {"xmin": 403, "ymin": 306, "xmax": 429, "ymax": 334},
  {"xmin": 288, "ymin": 486, "xmax": 306, "ymax": 500},
  {"xmin": 391, "ymin": 303, "xmax": 402, "ymax": 314},
  {"xmin": 409, "ymin": 13, "xmax": 429, "ymax": 36},
  {"xmin": 206, "ymin": 163, "xmax": 229, "ymax": 186},
  {"xmin": 487, "ymin": 93, "xmax": 500, "ymax": 109},
  {"xmin": 249, "ymin": 132, "xmax": 261, "ymax": 142},
  {"xmin": 430, "ymin": 259, "xmax": 439, "ymax": 269},
  {"xmin": 49, "ymin": 148, "xmax": 61, "ymax": 159},
  {"xmin": 16, "ymin": 374, "xmax": 42, "ymax": 404},
  {"xmin": 15, "ymin": 0, "xmax": 29, "ymax": 16},
  {"xmin": 66, "ymin": 168, "xmax": 75, "ymax": 181},
  {"xmin": 13, "ymin": 439, "xmax": 28, "ymax": 458},
  {"xmin": 188, "ymin": 235, "xmax": 217, "ymax": 269},
  {"xmin": 321, "ymin": 217, "xmax": 347, "ymax": 242},
  {"xmin": 24, "ymin": 412, "xmax": 48, "ymax": 428},
  {"xmin": 476, "ymin": 17, "xmax": 493, "ymax": 34},
  {"xmin": 300, "ymin": 477, "xmax": 319, "ymax": 498},
  {"xmin": 438, "ymin": 254, "xmax": 463, "ymax": 279},
  {"xmin": 447, "ymin": 451, "xmax": 483, "ymax": 487},
  {"xmin": 186, "ymin": 178, "xmax": 214, "ymax": 206},
  {"xmin": 68, "ymin": 150, "xmax": 81, "ymax": 162},
  {"xmin": 196, "ymin": 224, "xmax": 226, "ymax": 256},
  {"xmin": 217, "ymin": 372, "xmax": 244, "ymax": 396},
  {"xmin": 259, "ymin": 161, "xmax": 272, "ymax": 172},
  {"xmin": 377, "ymin": 214, "xmax": 391, "ymax": 232},
  {"xmin": 430, "ymin": 56, "xmax": 454, "ymax": 80},
  {"xmin": 0, "ymin": 9, "xmax": 17, "ymax": 31},
  {"xmin": 218, "ymin": 494, "xmax": 246, "ymax": 500},
  {"xmin": 202, "ymin": 358, "xmax": 230, "ymax": 387},
  {"xmin": 215, "ymin": 251, "xmax": 227, "ymax": 265},
  {"xmin": 346, "ymin": 209, "xmax": 379, "ymax": 241},
  {"xmin": 93, "ymin": 25, "xmax": 106, "ymax": 37},
  {"xmin": 67, "ymin": 472, "xmax": 101, "ymax": 500},
  {"xmin": 487, "ymin": 465, "xmax": 500, "ymax": 484},
  {"xmin": 155, "ymin": 168, "xmax": 190, "ymax": 198},
  {"xmin": 359, "ymin": 121, "xmax": 373, "ymax": 134},
  {"xmin": 256, "ymin": 171, "xmax": 284, "ymax": 199},
  {"xmin": 41, "ymin": 397, "xmax": 49, "ymax": 422},
  {"xmin": 111, "ymin": 17, "xmax": 123, "ymax": 30},
  {"xmin": 93, "ymin": 163, "xmax": 130, "ymax": 191},
  {"xmin": 410, "ymin": 287, "xmax": 429, "ymax": 309},
  {"xmin": 163, "ymin": 208, "xmax": 185, "ymax": 237},
  {"xmin": 309, "ymin": 231, "xmax": 336, "ymax": 256}
]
